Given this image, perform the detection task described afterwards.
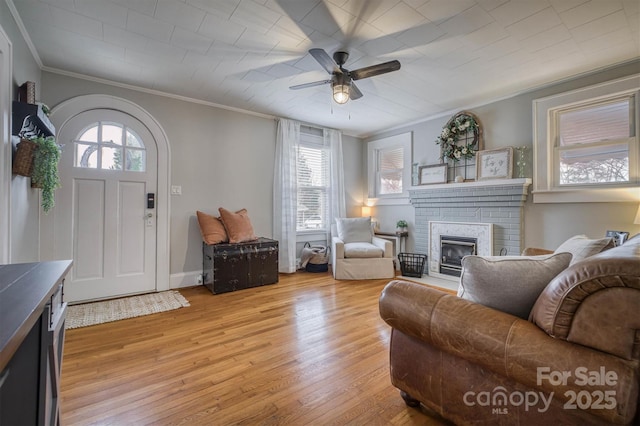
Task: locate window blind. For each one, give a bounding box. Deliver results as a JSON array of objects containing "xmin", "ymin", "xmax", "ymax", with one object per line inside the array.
[{"xmin": 378, "ymin": 146, "xmax": 403, "ymax": 195}]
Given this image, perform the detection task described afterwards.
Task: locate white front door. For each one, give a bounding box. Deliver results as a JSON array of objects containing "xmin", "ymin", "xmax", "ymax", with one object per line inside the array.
[{"xmin": 54, "ymin": 109, "xmax": 157, "ymax": 302}]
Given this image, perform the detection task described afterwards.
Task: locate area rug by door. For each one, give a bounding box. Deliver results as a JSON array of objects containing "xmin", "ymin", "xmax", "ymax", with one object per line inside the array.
[{"xmin": 65, "ymin": 291, "xmax": 190, "ymax": 329}]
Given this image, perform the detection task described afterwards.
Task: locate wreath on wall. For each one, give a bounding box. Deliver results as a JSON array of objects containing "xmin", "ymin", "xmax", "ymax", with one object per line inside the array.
[{"xmin": 436, "ymin": 111, "xmax": 482, "ymax": 162}]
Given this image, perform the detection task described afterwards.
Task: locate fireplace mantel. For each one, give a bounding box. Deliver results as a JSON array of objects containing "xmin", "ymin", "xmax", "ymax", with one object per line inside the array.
[
  {"xmin": 409, "ymin": 178, "xmax": 531, "ymax": 209},
  {"xmin": 410, "ymin": 177, "xmax": 531, "ymax": 191}
]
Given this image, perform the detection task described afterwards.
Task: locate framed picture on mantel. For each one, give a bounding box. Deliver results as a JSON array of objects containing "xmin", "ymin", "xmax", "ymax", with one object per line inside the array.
[
  {"xmin": 476, "ymin": 147, "xmax": 513, "ymax": 180},
  {"xmin": 419, "ymin": 164, "xmax": 447, "ymax": 185}
]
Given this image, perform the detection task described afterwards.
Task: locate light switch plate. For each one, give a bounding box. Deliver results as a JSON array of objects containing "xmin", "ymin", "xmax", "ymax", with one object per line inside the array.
[{"xmin": 171, "ymin": 185, "xmax": 182, "ymax": 195}]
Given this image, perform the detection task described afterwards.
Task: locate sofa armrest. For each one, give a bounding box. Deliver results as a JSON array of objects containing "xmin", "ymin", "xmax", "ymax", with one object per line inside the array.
[
  {"xmin": 530, "ymin": 239, "xmax": 640, "ymax": 361},
  {"xmin": 379, "ymin": 280, "xmax": 638, "ymax": 423},
  {"xmin": 521, "ymin": 247, "xmax": 554, "ymax": 256},
  {"xmin": 331, "ymin": 237, "xmax": 345, "ymax": 260},
  {"xmin": 372, "ymin": 236, "xmax": 393, "ymax": 258}
]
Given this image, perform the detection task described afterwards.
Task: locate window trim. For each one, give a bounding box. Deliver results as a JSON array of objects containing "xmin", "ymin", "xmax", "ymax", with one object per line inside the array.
[
  {"xmin": 532, "ymin": 74, "xmax": 640, "ymax": 203},
  {"xmin": 367, "ymin": 132, "xmax": 412, "ymax": 205}
]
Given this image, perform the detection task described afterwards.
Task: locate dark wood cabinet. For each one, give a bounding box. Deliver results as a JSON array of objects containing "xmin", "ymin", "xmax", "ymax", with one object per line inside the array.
[
  {"xmin": 203, "ymin": 238, "xmax": 278, "ymax": 294},
  {"xmin": 0, "ymin": 261, "xmax": 71, "ymax": 426}
]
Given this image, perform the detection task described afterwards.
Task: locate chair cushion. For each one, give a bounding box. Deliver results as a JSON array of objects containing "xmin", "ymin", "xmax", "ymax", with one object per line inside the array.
[
  {"xmin": 344, "ymin": 242, "xmax": 383, "ymax": 258},
  {"xmin": 457, "ymin": 252, "xmax": 572, "ymax": 319},
  {"xmin": 336, "ymin": 217, "xmax": 372, "ymax": 243},
  {"xmin": 196, "ymin": 210, "xmax": 228, "ymax": 244},
  {"xmin": 554, "ymin": 234, "xmax": 615, "ymax": 265}
]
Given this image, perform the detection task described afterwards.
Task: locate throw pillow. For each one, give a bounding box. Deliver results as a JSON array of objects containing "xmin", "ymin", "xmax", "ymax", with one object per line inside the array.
[
  {"xmin": 457, "ymin": 252, "xmax": 572, "ymax": 319},
  {"xmin": 554, "ymin": 234, "xmax": 615, "ymax": 265},
  {"xmin": 336, "ymin": 217, "xmax": 373, "ymax": 243},
  {"xmin": 196, "ymin": 211, "xmax": 228, "ymax": 245},
  {"xmin": 218, "ymin": 207, "xmax": 257, "ymax": 243}
]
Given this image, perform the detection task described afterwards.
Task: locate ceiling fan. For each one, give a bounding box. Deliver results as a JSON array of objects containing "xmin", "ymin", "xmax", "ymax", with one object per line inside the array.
[{"xmin": 289, "ymin": 48, "xmax": 401, "ymax": 104}]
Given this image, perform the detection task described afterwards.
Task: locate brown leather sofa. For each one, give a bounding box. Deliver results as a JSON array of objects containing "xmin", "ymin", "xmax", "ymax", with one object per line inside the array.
[{"xmin": 379, "ymin": 238, "xmax": 640, "ymax": 425}]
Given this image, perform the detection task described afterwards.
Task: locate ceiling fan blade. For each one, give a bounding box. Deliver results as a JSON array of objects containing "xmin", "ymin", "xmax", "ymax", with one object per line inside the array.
[
  {"xmin": 350, "ymin": 60, "xmax": 401, "ymax": 81},
  {"xmin": 350, "ymin": 82, "xmax": 363, "ymax": 100},
  {"xmin": 309, "ymin": 48, "xmax": 341, "ymax": 74},
  {"xmin": 289, "ymin": 79, "xmax": 332, "ymax": 90}
]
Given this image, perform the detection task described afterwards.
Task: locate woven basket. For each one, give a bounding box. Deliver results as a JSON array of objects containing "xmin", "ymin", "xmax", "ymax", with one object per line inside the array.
[{"xmin": 12, "ymin": 139, "xmax": 37, "ymax": 177}]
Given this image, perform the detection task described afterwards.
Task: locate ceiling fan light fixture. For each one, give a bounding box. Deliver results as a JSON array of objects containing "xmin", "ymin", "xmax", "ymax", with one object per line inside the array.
[{"xmin": 332, "ymin": 82, "xmax": 350, "ymax": 104}]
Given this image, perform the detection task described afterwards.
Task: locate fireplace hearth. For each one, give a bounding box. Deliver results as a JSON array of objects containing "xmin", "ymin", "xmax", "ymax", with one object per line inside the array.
[
  {"xmin": 429, "ymin": 221, "xmax": 493, "ymax": 281},
  {"xmin": 440, "ymin": 236, "xmax": 477, "ymax": 277},
  {"xmin": 410, "ymin": 179, "xmax": 531, "ymax": 281}
]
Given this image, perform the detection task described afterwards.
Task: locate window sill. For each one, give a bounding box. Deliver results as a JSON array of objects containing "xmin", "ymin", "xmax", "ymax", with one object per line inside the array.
[
  {"xmin": 366, "ymin": 196, "xmax": 411, "ymax": 206},
  {"xmin": 533, "ymin": 186, "xmax": 640, "ymax": 203},
  {"xmin": 296, "ymin": 231, "xmax": 328, "ymax": 243}
]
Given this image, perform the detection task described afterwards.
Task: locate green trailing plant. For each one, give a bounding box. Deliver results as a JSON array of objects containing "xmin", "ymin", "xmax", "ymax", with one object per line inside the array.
[
  {"xmin": 396, "ymin": 220, "xmax": 408, "ymax": 228},
  {"xmin": 31, "ymin": 135, "xmax": 61, "ymax": 213}
]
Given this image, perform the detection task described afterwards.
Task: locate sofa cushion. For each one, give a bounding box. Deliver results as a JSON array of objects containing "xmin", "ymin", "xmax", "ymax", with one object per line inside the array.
[
  {"xmin": 555, "ymin": 234, "xmax": 615, "ymax": 265},
  {"xmin": 196, "ymin": 210, "xmax": 228, "ymax": 245},
  {"xmin": 336, "ymin": 217, "xmax": 373, "ymax": 243},
  {"xmin": 218, "ymin": 207, "xmax": 257, "ymax": 243},
  {"xmin": 457, "ymin": 252, "xmax": 572, "ymax": 319},
  {"xmin": 344, "ymin": 242, "xmax": 383, "ymax": 258}
]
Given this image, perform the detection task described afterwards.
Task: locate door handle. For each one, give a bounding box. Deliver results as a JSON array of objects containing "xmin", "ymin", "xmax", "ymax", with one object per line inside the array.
[{"xmin": 146, "ymin": 213, "xmax": 153, "ymax": 218}]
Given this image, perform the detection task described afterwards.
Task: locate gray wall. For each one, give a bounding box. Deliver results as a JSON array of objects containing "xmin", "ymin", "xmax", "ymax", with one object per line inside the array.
[
  {"xmin": 40, "ymin": 72, "xmax": 363, "ymax": 275},
  {"xmin": 365, "ymin": 60, "xmax": 640, "ymax": 251},
  {"xmin": 1, "ymin": 4, "xmax": 42, "ymax": 263}
]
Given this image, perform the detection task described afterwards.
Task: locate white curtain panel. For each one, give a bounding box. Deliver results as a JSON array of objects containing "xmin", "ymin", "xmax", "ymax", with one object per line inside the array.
[
  {"xmin": 326, "ymin": 128, "xmax": 346, "ymax": 236},
  {"xmin": 274, "ymin": 118, "xmax": 300, "ymax": 273}
]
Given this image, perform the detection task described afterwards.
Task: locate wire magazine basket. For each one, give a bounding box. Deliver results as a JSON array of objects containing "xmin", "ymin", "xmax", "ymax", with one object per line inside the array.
[{"xmin": 398, "ymin": 253, "xmax": 427, "ymax": 278}]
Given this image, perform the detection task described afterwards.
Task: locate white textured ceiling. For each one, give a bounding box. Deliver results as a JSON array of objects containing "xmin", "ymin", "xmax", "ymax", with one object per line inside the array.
[{"xmin": 9, "ymin": 0, "xmax": 640, "ymax": 136}]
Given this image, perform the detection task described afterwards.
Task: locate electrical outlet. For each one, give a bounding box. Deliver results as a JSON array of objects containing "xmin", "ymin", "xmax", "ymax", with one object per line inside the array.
[{"xmin": 196, "ymin": 274, "xmax": 203, "ymax": 285}]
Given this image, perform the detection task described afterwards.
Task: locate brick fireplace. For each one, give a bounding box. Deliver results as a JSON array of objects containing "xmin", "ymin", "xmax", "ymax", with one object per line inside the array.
[{"xmin": 409, "ymin": 178, "xmax": 531, "ymax": 279}]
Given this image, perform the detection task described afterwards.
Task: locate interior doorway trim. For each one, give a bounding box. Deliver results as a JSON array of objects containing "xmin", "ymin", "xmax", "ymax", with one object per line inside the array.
[
  {"xmin": 48, "ymin": 95, "xmax": 171, "ymax": 291},
  {"xmin": 0, "ymin": 25, "xmax": 12, "ymax": 264}
]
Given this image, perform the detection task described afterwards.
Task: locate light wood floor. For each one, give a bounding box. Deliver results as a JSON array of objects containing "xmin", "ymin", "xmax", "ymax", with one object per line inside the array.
[{"xmin": 61, "ymin": 272, "xmax": 451, "ymax": 425}]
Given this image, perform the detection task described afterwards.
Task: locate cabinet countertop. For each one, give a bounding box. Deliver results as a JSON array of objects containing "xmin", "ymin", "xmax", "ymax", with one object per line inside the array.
[{"xmin": 0, "ymin": 260, "xmax": 72, "ymax": 372}]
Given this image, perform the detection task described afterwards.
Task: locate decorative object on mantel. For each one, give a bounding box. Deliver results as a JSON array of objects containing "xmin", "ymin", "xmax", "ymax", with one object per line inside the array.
[
  {"xmin": 411, "ymin": 162, "xmax": 419, "ymax": 186},
  {"xmin": 396, "ymin": 220, "xmax": 408, "ymax": 233},
  {"xmin": 436, "ymin": 111, "xmax": 483, "ymax": 182},
  {"xmin": 514, "ymin": 146, "xmax": 528, "ymax": 178},
  {"xmin": 418, "ymin": 163, "xmax": 447, "ymax": 185},
  {"xmin": 476, "ymin": 147, "xmax": 513, "ymax": 181}
]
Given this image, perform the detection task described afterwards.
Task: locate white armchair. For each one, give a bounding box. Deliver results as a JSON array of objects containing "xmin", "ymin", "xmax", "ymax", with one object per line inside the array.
[{"xmin": 331, "ymin": 217, "xmax": 395, "ymax": 280}]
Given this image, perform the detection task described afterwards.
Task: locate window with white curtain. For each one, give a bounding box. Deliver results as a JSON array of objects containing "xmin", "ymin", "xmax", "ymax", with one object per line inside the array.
[
  {"xmin": 297, "ymin": 126, "xmax": 329, "ymax": 232},
  {"xmin": 533, "ymin": 75, "xmax": 639, "ymax": 203}
]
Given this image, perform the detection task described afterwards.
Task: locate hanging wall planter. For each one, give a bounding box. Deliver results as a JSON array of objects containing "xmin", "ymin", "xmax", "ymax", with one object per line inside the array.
[
  {"xmin": 12, "ymin": 138, "xmax": 37, "ymax": 177},
  {"xmin": 30, "ymin": 136, "xmax": 61, "ymax": 213}
]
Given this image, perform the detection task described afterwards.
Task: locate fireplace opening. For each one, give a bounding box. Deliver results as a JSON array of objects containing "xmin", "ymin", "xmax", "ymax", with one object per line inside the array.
[{"xmin": 440, "ymin": 236, "xmax": 477, "ymax": 277}]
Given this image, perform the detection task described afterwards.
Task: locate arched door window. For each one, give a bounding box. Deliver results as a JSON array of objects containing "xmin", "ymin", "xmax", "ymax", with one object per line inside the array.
[{"xmin": 74, "ymin": 121, "xmax": 146, "ymax": 171}]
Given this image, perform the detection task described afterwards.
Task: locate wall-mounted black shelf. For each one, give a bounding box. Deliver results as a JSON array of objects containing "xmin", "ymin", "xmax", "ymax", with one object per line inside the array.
[{"xmin": 12, "ymin": 101, "xmax": 55, "ymax": 138}]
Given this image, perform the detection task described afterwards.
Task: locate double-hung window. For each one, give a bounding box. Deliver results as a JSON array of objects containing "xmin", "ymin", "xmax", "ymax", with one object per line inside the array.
[
  {"xmin": 367, "ymin": 132, "xmax": 412, "ymax": 203},
  {"xmin": 533, "ymin": 75, "xmax": 639, "ymax": 202},
  {"xmin": 555, "ymin": 96, "xmax": 633, "ymax": 186},
  {"xmin": 297, "ymin": 126, "xmax": 330, "ymax": 232},
  {"xmin": 377, "ymin": 146, "xmax": 404, "ymax": 195}
]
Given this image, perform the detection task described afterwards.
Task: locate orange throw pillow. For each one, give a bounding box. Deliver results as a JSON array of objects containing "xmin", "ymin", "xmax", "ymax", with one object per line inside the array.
[
  {"xmin": 196, "ymin": 211, "xmax": 228, "ymax": 245},
  {"xmin": 218, "ymin": 207, "xmax": 257, "ymax": 243}
]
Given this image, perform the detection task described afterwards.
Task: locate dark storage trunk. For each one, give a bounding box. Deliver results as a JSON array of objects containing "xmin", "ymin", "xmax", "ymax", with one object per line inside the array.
[{"xmin": 203, "ymin": 238, "xmax": 279, "ymax": 294}]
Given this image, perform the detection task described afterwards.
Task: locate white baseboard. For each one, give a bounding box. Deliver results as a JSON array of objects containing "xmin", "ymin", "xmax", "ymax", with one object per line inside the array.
[{"xmin": 170, "ymin": 270, "xmax": 202, "ymax": 289}]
